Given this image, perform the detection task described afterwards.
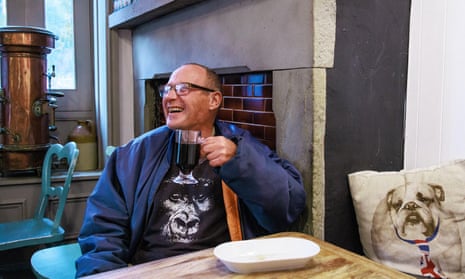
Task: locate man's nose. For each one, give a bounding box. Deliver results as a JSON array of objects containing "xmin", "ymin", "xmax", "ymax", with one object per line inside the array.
[{"xmin": 164, "ymin": 87, "xmax": 178, "ymax": 99}]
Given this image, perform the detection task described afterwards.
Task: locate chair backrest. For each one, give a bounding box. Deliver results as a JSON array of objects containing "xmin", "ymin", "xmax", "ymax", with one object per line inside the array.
[{"xmin": 34, "ymin": 142, "xmax": 79, "ymax": 231}]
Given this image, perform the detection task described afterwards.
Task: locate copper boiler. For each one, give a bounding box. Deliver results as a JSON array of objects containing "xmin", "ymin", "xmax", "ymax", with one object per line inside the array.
[{"xmin": 0, "ymin": 26, "xmax": 60, "ymax": 176}]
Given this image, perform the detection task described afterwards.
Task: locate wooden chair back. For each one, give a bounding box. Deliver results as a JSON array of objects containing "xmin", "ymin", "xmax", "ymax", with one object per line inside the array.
[
  {"xmin": 35, "ymin": 142, "xmax": 80, "ymax": 230},
  {"xmin": 0, "ymin": 142, "xmax": 79, "ymax": 251}
]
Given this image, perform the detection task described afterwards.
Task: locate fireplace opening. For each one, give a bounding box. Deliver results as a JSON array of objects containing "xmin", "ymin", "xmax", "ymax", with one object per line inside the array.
[{"xmin": 147, "ymin": 71, "xmax": 276, "ymax": 150}]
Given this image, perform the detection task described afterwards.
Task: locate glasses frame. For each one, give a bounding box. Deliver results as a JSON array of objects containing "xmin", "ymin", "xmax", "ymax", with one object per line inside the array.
[{"xmin": 159, "ymin": 82, "xmax": 217, "ymax": 97}]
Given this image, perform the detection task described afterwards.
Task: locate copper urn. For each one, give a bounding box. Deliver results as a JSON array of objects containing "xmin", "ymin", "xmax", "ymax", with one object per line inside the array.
[{"xmin": 0, "ymin": 26, "xmax": 60, "ymax": 176}]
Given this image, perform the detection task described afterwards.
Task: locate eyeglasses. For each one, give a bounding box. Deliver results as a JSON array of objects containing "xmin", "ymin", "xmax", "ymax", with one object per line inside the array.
[{"xmin": 159, "ymin": 82, "xmax": 216, "ymax": 97}]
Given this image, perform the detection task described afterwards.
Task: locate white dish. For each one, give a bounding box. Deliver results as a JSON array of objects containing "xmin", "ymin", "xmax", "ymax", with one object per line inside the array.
[{"xmin": 213, "ymin": 236, "xmax": 320, "ymax": 274}]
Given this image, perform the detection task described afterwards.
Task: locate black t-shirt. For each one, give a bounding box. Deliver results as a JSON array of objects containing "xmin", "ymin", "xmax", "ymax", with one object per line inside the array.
[{"xmin": 131, "ymin": 158, "xmax": 230, "ymax": 264}]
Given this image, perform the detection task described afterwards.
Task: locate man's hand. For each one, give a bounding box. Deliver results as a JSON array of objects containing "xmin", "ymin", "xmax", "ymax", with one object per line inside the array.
[{"xmin": 200, "ymin": 136, "xmax": 237, "ymax": 167}]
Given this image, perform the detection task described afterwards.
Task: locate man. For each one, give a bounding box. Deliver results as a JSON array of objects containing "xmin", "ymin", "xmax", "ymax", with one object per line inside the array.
[{"xmin": 76, "ymin": 63, "xmax": 306, "ymax": 277}]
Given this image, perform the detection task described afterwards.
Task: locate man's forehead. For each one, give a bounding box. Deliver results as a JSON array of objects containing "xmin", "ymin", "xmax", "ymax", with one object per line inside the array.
[{"xmin": 170, "ymin": 64, "xmax": 206, "ymax": 82}]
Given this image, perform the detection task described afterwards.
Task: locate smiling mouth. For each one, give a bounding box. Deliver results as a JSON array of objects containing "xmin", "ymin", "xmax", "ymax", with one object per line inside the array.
[{"xmin": 168, "ymin": 106, "xmax": 183, "ymax": 113}]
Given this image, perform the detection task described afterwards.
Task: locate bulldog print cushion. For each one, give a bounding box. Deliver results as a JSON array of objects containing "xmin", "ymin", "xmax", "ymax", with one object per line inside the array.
[{"xmin": 348, "ymin": 160, "xmax": 465, "ymax": 279}]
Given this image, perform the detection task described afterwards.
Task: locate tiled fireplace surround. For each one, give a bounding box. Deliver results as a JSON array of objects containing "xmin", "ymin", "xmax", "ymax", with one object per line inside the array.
[{"xmin": 219, "ymin": 72, "xmax": 276, "ymax": 149}]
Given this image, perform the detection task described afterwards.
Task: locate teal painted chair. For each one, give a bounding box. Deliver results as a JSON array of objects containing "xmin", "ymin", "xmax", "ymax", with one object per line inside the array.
[
  {"xmin": 31, "ymin": 242, "xmax": 82, "ymax": 279},
  {"xmin": 0, "ymin": 142, "xmax": 79, "ymax": 251}
]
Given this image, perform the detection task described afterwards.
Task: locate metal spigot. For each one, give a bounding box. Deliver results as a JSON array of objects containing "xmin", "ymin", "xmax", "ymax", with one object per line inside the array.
[
  {"xmin": 38, "ymin": 65, "xmax": 63, "ymax": 131},
  {"xmin": 45, "ymin": 65, "xmax": 56, "ymax": 90},
  {"xmin": 33, "ymin": 91, "xmax": 64, "ymax": 131}
]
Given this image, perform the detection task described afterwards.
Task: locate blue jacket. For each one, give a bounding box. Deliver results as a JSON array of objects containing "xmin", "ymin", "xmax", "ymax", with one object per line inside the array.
[{"xmin": 76, "ymin": 121, "xmax": 306, "ymax": 277}]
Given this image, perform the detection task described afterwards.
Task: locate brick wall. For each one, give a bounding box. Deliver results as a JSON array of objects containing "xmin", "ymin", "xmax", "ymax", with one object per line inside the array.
[{"xmin": 218, "ymin": 72, "xmax": 275, "ymax": 150}]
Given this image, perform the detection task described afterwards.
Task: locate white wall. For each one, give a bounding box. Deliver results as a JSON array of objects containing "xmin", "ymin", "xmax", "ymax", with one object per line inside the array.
[{"xmin": 405, "ymin": 0, "xmax": 465, "ymax": 169}]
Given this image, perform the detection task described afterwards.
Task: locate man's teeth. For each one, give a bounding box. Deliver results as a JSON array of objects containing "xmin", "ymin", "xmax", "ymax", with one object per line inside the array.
[{"xmin": 169, "ymin": 107, "xmax": 183, "ymax": 113}]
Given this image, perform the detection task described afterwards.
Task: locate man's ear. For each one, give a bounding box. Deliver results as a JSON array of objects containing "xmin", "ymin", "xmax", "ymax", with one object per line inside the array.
[{"xmin": 209, "ymin": 91, "xmax": 223, "ymax": 110}]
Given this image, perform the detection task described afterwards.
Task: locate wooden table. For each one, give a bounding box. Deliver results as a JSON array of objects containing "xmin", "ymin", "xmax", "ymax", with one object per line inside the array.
[{"xmin": 82, "ymin": 232, "xmax": 415, "ymax": 279}]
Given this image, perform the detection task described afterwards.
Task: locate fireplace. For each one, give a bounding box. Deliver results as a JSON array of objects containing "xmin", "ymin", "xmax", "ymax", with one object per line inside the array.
[{"xmin": 115, "ymin": 0, "xmax": 335, "ymax": 238}]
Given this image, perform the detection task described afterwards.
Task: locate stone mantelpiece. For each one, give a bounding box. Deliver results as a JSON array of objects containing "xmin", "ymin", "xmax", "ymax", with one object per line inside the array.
[{"xmin": 109, "ymin": 0, "xmax": 206, "ymax": 28}]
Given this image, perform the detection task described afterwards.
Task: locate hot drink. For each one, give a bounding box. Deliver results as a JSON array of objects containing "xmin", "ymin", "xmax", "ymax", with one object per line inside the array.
[
  {"xmin": 175, "ymin": 142, "xmax": 200, "ymax": 174},
  {"xmin": 172, "ymin": 129, "xmax": 202, "ymax": 184}
]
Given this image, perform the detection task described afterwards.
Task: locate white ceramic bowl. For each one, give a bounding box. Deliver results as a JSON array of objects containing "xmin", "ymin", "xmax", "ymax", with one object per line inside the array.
[{"xmin": 213, "ymin": 237, "xmax": 320, "ymax": 274}]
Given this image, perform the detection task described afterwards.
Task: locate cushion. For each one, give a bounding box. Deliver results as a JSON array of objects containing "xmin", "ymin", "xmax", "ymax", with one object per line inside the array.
[{"xmin": 348, "ymin": 160, "xmax": 465, "ymax": 278}]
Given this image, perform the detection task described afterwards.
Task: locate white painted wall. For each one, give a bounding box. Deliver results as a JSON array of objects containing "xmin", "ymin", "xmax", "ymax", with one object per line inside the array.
[{"xmin": 405, "ymin": 0, "xmax": 465, "ymax": 169}]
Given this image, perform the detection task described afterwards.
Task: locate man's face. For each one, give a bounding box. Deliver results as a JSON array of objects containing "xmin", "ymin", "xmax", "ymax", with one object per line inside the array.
[{"xmin": 162, "ymin": 65, "xmax": 214, "ymax": 131}]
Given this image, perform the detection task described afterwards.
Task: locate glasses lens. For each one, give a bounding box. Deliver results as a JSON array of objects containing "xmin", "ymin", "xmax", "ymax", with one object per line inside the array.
[
  {"xmin": 159, "ymin": 85, "xmax": 169, "ymax": 97},
  {"xmin": 159, "ymin": 83, "xmax": 200, "ymax": 97},
  {"xmin": 175, "ymin": 83, "xmax": 189, "ymax": 95}
]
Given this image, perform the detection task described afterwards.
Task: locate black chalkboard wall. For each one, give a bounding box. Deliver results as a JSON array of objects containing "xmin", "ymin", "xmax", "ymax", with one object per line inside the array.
[{"xmin": 325, "ymin": 0, "xmax": 411, "ymax": 254}]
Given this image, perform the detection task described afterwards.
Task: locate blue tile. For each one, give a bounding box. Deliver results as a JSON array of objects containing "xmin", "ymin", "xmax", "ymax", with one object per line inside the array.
[{"xmin": 247, "ymin": 74, "xmax": 265, "ymax": 84}]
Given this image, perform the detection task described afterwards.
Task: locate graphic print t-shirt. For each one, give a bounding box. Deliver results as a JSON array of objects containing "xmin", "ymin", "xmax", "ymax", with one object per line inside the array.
[{"xmin": 132, "ymin": 159, "xmax": 231, "ymax": 264}]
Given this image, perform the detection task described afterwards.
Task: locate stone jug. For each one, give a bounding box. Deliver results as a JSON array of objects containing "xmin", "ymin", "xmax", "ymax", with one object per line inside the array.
[{"xmin": 68, "ymin": 120, "xmax": 97, "ymax": 171}]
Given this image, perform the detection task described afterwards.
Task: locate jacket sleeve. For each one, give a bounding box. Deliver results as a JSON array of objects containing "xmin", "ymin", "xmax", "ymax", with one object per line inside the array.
[
  {"xmin": 75, "ymin": 150, "xmax": 132, "ymax": 277},
  {"xmin": 75, "ymin": 127, "xmax": 171, "ymax": 277},
  {"xmin": 219, "ymin": 128, "xmax": 306, "ymax": 234}
]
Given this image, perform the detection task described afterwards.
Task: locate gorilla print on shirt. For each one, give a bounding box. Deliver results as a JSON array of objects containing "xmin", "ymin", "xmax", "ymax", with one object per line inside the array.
[
  {"xmin": 161, "ymin": 178, "xmax": 214, "ymax": 243},
  {"xmin": 132, "ymin": 159, "xmax": 230, "ymax": 264}
]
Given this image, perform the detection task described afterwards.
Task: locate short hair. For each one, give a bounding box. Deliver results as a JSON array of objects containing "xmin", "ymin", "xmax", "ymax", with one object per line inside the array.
[{"xmin": 183, "ymin": 62, "xmax": 221, "ymax": 91}]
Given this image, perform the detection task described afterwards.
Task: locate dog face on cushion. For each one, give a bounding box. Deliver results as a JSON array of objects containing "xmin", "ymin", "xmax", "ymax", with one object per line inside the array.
[
  {"xmin": 371, "ymin": 182, "xmax": 463, "ymax": 276},
  {"xmin": 387, "ymin": 182, "xmax": 444, "ymax": 240}
]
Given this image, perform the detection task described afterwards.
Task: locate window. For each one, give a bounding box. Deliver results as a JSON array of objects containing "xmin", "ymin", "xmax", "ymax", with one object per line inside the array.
[
  {"xmin": 0, "ymin": 0, "xmax": 6, "ymax": 26},
  {"xmin": 0, "ymin": 0, "xmax": 95, "ymax": 161},
  {"xmin": 0, "ymin": 0, "xmax": 78, "ymax": 90},
  {"xmin": 0, "ymin": 0, "xmax": 94, "ymax": 134},
  {"xmin": 45, "ymin": 0, "xmax": 76, "ymax": 89}
]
